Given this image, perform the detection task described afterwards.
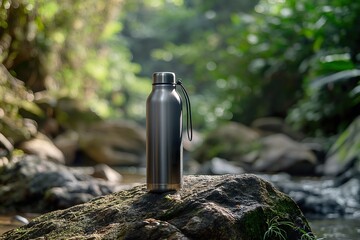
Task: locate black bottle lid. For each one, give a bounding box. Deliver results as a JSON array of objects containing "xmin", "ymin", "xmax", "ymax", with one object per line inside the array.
[{"xmin": 152, "ymin": 72, "xmax": 176, "ymax": 84}]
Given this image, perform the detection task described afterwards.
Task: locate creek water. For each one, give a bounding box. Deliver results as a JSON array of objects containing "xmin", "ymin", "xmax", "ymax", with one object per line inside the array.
[{"xmin": 309, "ymin": 218, "xmax": 360, "ymax": 239}]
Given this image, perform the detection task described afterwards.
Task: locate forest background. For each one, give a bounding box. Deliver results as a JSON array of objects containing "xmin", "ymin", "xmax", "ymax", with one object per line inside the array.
[{"xmin": 1, "ymin": 0, "xmax": 360, "ymax": 146}]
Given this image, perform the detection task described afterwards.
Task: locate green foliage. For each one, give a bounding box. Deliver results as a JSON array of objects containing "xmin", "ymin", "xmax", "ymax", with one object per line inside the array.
[
  {"xmin": 281, "ymin": 0, "xmax": 360, "ymax": 136},
  {"xmin": 225, "ymin": 0, "xmax": 360, "ymax": 134},
  {"xmin": 326, "ymin": 116, "xmax": 360, "ymax": 164},
  {"xmin": 1, "ymin": 0, "xmax": 149, "ymax": 140},
  {"xmin": 1, "ymin": 0, "xmax": 359, "ymax": 137},
  {"xmin": 30, "ymin": 0, "xmax": 145, "ymax": 119},
  {"xmin": 0, "ymin": 65, "xmax": 42, "ymax": 142},
  {"xmin": 263, "ymin": 217, "xmax": 288, "ymax": 240},
  {"xmin": 287, "ymin": 70, "xmax": 360, "ymax": 136},
  {"xmin": 121, "ymin": 0, "xmax": 258, "ymax": 129},
  {"xmin": 121, "ymin": 0, "xmax": 360, "ymax": 135}
]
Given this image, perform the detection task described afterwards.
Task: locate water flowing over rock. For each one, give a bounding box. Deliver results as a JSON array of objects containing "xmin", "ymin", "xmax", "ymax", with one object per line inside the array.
[
  {"xmin": 263, "ymin": 173, "xmax": 360, "ymax": 218},
  {"xmin": 1, "ymin": 175, "xmax": 312, "ymax": 240}
]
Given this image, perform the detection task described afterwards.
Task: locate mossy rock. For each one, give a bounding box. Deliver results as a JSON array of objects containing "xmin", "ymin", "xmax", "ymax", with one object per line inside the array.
[{"xmin": 2, "ymin": 175, "xmax": 312, "ymax": 240}]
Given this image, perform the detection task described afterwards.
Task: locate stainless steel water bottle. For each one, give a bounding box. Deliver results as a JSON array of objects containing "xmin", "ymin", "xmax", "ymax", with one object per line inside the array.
[{"xmin": 146, "ymin": 72, "xmax": 192, "ymax": 192}]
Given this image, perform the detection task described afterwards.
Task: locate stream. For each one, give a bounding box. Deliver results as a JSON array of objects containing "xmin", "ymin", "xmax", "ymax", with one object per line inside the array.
[{"xmin": 309, "ymin": 218, "xmax": 360, "ymax": 239}]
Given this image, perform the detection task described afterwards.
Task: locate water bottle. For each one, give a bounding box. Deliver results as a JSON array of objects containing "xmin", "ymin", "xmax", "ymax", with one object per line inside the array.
[{"xmin": 146, "ymin": 72, "xmax": 192, "ymax": 192}]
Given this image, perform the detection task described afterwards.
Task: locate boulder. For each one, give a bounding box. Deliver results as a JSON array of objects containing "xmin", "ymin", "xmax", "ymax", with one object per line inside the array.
[
  {"xmin": 79, "ymin": 120, "xmax": 146, "ymax": 166},
  {"xmin": 92, "ymin": 164, "xmax": 123, "ymax": 182},
  {"xmin": 193, "ymin": 122, "xmax": 260, "ymax": 165},
  {"xmin": 253, "ymin": 134, "xmax": 318, "ymax": 175},
  {"xmin": 323, "ymin": 116, "xmax": 360, "ymax": 176},
  {"xmin": 301, "ymin": 138, "xmax": 327, "ymax": 166},
  {"xmin": 53, "ymin": 130, "xmax": 79, "ymax": 164},
  {"xmin": 54, "ymin": 96, "xmax": 101, "ymax": 130},
  {"xmin": 192, "ymin": 123, "xmax": 318, "ymax": 175},
  {"xmin": 0, "ymin": 155, "xmax": 129, "ymax": 214},
  {"xmin": 251, "ymin": 117, "xmax": 304, "ymax": 140},
  {"xmin": 17, "ymin": 133, "xmax": 65, "ymax": 164},
  {"xmin": 1, "ymin": 174, "xmax": 312, "ymax": 240}
]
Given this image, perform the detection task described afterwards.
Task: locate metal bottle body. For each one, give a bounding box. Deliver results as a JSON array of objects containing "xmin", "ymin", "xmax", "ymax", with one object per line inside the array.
[{"xmin": 146, "ymin": 83, "xmax": 183, "ymax": 192}]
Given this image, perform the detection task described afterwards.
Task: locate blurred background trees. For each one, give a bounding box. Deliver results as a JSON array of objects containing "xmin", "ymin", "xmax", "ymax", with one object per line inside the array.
[
  {"xmin": 1, "ymin": 0, "xmax": 359, "ymax": 142},
  {"xmin": 1, "ymin": 0, "xmax": 148, "ymax": 143},
  {"xmin": 120, "ymin": 0, "xmax": 360, "ymax": 135}
]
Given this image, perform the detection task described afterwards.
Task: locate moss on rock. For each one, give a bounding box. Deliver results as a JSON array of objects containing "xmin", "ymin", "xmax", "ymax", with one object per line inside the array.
[{"xmin": 1, "ymin": 174, "xmax": 312, "ymax": 240}]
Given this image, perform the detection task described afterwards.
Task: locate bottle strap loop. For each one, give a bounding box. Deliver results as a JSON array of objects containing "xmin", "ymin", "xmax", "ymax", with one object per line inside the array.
[{"xmin": 177, "ymin": 79, "xmax": 193, "ymax": 141}]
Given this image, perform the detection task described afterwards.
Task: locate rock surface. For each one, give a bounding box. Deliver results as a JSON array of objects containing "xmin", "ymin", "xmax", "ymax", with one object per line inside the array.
[
  {"xmin": 2, "ymin": 175, "xmax": 312, "ymax": 240},
  {"xmin": 53, "ymin": 130, "xmax": 79, "ymax": 164},
  {"xmin": 253, "ymin": 134, "xmax": 318, "ymax": 175},
  {"xmin": 79, "ymin": 120, "xmax": 146, "ymax": 166},
  {"xmin": 18, "ymin": 133, "xmax": 65, "ymax": 164},
  {"xmin": 0, "ymin": 155, "xmax": 129, "ymax": 214},
  {"xmin": 251, "ymin": 117, "xmax": 304, "ymax": 140},
  {"xmin": 92, "ymin": 163, "xmax": 123, "ymax": 182},
  {"xmin": 192, "ymin": 122, "xmax": 322, "ymax": 175},
  {"xmin": 193, "ymin": 122, "xmax": 260, "ymax": 164}
]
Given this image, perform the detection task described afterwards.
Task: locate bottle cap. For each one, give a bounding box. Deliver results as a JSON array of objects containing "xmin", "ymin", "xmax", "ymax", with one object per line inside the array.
[{"xmin": 153, "ymin": 72, "xmax": 176, "ymax": 84}]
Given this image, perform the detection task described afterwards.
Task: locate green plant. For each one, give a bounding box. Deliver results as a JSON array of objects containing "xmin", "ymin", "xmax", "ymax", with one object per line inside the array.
[
  {"xmin": 263, "ymin": 216, "xmax": 289, "ymax": 240},
  {"xmin": 263, "ymin": 216, "xmax": 320, "ymax": 240}
]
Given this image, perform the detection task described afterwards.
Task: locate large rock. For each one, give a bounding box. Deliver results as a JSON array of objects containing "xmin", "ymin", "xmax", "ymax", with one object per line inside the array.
[
  {"xmin": 251, "ymin": 117, "xmax": 304, "ymax": 140},
  {"xmin": 0, "ymin": 155, "xmax": 129, "ymax": 214},
  {"xmin": 17, "ymin": 133, "xmax": 65, "ymax": 164},
  {"xmin": 193, "ymin": 122, "xmax": 318, "ymax": 175},
  {"xmin": 1, "ymin": 175, "xmax": 312, "ymax": 240},
  {"xmin": 253, "ymin": 134, "xmax": 318, "ymax": 175},
  {"xmin": 193, "ymin": 122, "xmax": 260, "ymax": 165},
  {"xmin": 53, "ymin": 130, "xmax": 79, "ymax": 164},
  {"xmin": 92, "ymin": 163, "xmax": 123, "ymax": 183},
  {"xmin": 79, "ymin": 120, "xmax": 146, "ymax": 166},
  {"xmin": 323, "ymin": 116, "xmax": 360, "ymax": 176},
  {"xmin": 54, "ymin": 96, "xmax": 101, "ymax": 130}
]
